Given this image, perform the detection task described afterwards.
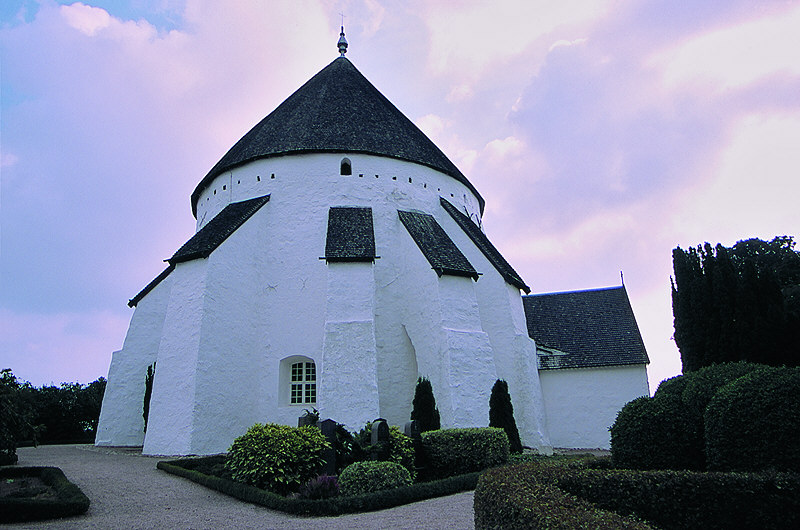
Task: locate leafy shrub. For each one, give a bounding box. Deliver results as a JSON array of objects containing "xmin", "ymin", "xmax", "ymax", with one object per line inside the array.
[
  {"xmin": 298, "ymin": 475, "xmax": 339, "ymax": 500},
  {"xmin": 475, "ymin": 462, "xmax": 653, "ymax": 529},
  {"xmin": 652, "ymin": 374, "xmax": 688, "ymax": 399},
  {"xmin": 355, "ymin": 423, "xmax": 415, "ymax": 478},
  {"xmin": 705, "ymin": 366, "xmax": 800, "ymax": 472},
  {"xmin": 610, "ymin": 394, "xmax": 703, "ymax": 470},
  {"xmin": 680, "ymin": 362, "xmax": 768, "ymax": 418},
  {"xmin": 410, "ymin": 377, "xmax": 440, "ymax": 432},
  {"xmin": 338, "ymin": 461, "xmax": 412, "ymax": 496},
  {"xmin": 225, "ymin": 423, "xmax": 329, "ymax": 495},
  {"xmin": 488, "ymin": 379, "xmax": 523, "ymax": 454},
  {"xmin": 475, "ymin": 461, "xmax": 800, "ymax": 530},
  {"xmin": 160, "ymin": 456, "xmax": 479, "ymax": 516},
  {"xmin": 422, "ymin": 427, "xmax": 509, "ymax": 479}
]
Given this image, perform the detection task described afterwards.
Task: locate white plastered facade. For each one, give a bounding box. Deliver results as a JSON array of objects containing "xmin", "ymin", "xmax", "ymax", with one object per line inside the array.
[{"xmin": 97, "ymin": 152, "xmax": 554, "ymax": 455}]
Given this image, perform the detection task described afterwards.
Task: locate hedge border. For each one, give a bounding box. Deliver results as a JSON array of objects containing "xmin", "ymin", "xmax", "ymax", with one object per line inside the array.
[
  {"xmin": 158, "ymin": 458, "xmax": 479, "ymax": 516},
  {"xmin": 0, "ymin": 466, "xmax": 91, "ymax": 523},
  {"xmin": 474, "ymin": 460, "xmax": 800, "ymax": 530}
]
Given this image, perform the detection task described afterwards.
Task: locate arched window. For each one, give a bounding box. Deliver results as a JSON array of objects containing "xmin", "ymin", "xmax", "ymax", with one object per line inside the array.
[
  {"xmin": 290, "ymin": 360, "xmax": 316, "ymax": 404},
  {"xmin": 340, "ymin": 157, "xmax": 352, "ymax": 176}
]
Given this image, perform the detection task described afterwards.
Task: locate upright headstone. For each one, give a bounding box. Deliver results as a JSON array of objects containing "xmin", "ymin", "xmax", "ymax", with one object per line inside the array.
[
  {"xmin": 404, "ymin": 420, "xmax": 424, "ymax": 470},
  {"xmin": 318, "ymin": 419, "xmax": 337, "ymax": 476},
  {"xmin": 371, "ymin": 418, "xmax": 390, "ymax": 461}
]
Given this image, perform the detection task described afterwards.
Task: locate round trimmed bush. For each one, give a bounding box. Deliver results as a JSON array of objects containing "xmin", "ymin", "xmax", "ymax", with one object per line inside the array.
[
  {"xmin": 681, "ymin": 362, "xmax": 768, "ymax": 418},
  {"xmin": 355, "ymin": 423, "xmax": 415, "ymax": 478},
  {"xmin": 652, "ymin": 374, "xmax": 688, "ymax": 399},
  {"xmin": 610, "ymin": 394, "xmax": 704, "ymax": 470},
  {"xmin": 225, "ymin": 423, "xmax": 329, "ymax": 494},
  {"xmin": 338, "ymin": 460, "xmax": 412, "ymax": 496},
  {"xmin": 705, "ymin": 366, "xmax": 800, "ymax": 472}
]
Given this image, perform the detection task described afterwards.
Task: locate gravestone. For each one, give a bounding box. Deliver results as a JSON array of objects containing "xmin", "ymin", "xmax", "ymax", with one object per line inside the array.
[
  {"xmin": 371, "ymin": 418, "xmax": 390, "ymax": 461},
  {"xmin": 404, "ymin": 420, "xmax": 425, "ymax": 470},
  {"xmin": 318, "ymin": 419, "xmax": 337, "ymax": 476}
]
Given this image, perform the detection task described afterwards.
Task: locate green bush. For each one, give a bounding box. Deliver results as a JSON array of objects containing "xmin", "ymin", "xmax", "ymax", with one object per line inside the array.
[
  {"xmin": 488, "ymin": 379, "xmax": 523, "ymax": 454},
  {"xmin": 652, "ymin": 374, "xmax": 688, "ymax": 399},
  {"xmin": 705, "ymin": 366, "xmax": 800, "ymax": 472},
  {"xmin": 225, "ymin": 423, "xmax": 329, "ymax": 495},
  {"xmin": 338, "ymin": 461, "xmax": 412, "ymax": 496},
  {"xmin": 159, "ymin": 456, "xmax": 479, "ymax": 515},
  {"xmin": 0, "ymin": 466, "xmax": 90, "ymax": 523},
  {"xmin": 681, "ymin": 362, "xmax": 767, "ymax": 418},
  {"xmin": 410, "ymin": 377, "xmax": 440, "ymax": 432},
  {"xmin": 610, "ymin": 394, "xmax": 704, "ymax": 470},
  {"xmin": 355, "ymin": 423, "xmax": 415, "ymax": 478},
  {"xmin": 474, "ymin": 463, "xmax": 653, "ymax": 529},
  {"xmin": 475, "ymin": 461, "xmax": 800, "ymax": 530},
  {"xmin": 422, "ymin": 427, "xmax": 509, "ymax": 479}
]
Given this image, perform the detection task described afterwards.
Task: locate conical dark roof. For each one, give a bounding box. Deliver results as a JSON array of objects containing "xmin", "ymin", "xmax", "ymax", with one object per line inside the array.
[{"xmin": 191, "ymin": 57, "xmax": 483, "ymax": 215}]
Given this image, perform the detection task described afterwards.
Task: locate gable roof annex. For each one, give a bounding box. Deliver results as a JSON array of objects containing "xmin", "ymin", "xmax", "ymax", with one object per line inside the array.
[
  {"xmin": 440, "ymin": 197, "xmax": 530, "ymax": 293},
  {"xmin": 191, "ymin": 57, "xmax": 483, "ymax": 216},
  {"xmin": 522, "ymin": 286, "xmax": 650, "ymax": 370}
]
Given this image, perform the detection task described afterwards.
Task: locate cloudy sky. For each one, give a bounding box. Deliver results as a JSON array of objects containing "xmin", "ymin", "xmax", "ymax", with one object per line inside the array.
[{"xmin": 2, "ymin": 0, "xmax": 798, "ymax": 392}]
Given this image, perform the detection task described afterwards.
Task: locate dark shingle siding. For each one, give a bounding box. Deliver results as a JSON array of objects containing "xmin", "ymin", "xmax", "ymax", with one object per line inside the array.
[
  {"xmin": 128, "ymin": 264, "xmax": 175, "ymax": 308},
  {"xmin": 440, "ymin": 198, "xmax": 530, "ymax": 293},
  {"xmin": 170, "ymin": 195, "xmax": 270, "ymax": 264},
  {"xmin": 523, "ymin": 286, "xmax": 649, "ymax": 370},
  {"xmin": 129, "ymin": 195, "xmax": 270, "ymax": 307},
  {"xmin": 325, "ymin": 207, "xmax": 376, "ymax": 262},
  {"xmin": 191, "ymin": 58, "xmax": 483, "ymax": 216},
  {"xmin": 398, "ymin": 210, "xmax": 478, "ymax": 280}
]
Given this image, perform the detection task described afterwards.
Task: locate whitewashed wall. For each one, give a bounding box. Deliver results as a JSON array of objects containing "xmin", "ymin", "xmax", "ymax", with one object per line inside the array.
[
  {"xmin": 101, "ymin": 152, "xmax": 553, "ymax": 456},
  {"xmin": 539, "ymin": 364, "xmax": 650, "ymax": 449}
]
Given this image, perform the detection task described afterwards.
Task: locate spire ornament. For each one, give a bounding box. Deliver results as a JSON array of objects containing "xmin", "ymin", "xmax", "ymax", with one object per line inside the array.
[{"xmin": 337, "ymin": 25, "xmax": 348, "ymax": 57}]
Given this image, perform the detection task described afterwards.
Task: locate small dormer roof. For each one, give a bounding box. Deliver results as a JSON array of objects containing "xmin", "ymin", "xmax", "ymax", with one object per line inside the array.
[{"xmin": 191, "ymin": 57, "xmax": 483, "ymax": 216}]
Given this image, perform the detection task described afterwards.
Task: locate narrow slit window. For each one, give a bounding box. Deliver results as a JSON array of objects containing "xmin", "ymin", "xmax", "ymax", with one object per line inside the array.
[{"xmin": 340, "ymin": 158, "xmax": 352, "ymax": 175}]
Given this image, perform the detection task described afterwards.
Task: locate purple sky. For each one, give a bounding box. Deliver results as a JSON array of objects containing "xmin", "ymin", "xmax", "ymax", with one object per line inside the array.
[{"xmin": 2, "ymin": 1, "xmax": 799, "ymax": 392}]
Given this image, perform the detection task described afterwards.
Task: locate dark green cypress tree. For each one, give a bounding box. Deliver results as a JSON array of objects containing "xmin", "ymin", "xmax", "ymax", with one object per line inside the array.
[
  {"xmin": 488, "ymin": 379, "xmax": 522, "ymax": 453},
  {"xmin": 410, "ymin": 376, "xmax": 440, "ymax": 432},
  {"xmin": 143, "ymin": 362, "xmax": 155, "ymax": 433}
]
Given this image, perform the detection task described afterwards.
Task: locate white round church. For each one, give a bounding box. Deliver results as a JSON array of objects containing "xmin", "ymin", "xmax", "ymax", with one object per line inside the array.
[{"xmin": 96, "ymin": 32, "xmax": 649, "ymax": 456}]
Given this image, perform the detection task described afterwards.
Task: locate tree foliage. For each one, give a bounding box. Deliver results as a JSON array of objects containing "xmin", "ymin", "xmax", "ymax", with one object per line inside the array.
[
  {"xmin": 488, "ymin": 379, "xmax": 523, "ymax": 453},
  {"xmin": 0, "ymin": 369, "xmax": 38, "ymax": 464},
  {"xmin": 672, "ymin": 236, "xmax": 800, "ymax": 372},
  {"xmin": 410, "ymin": 376, "xmax": 440, "ymax": 432}
]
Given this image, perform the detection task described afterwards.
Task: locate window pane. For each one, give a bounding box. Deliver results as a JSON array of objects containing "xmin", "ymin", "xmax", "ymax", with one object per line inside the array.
[
  {"xmin": 305, "ymin": 362, "xmax": 316, "ymax": 381},
  {"xmin": 291, "ymin": 383, "xmax": 302, "ymax": 404},
  {"xmin": 306, "ymin": 383, "xmax": 316, "ymax": 403},
  {"xmin": 291, "ymin": 363, "xmax": 302, "ymax": 382}
]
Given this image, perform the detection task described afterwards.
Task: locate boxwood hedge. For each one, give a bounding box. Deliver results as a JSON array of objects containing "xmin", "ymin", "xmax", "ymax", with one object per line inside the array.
[
  {"xmin": 0, "ymin": 466, "xmax": 90, "ymax": 523},
  {"xmin": 421, "ymin": 427, "xmax": 508, "ymax": 479},
  {"xmin": 474, "ymin": 460, "xmax": 800, "ymax": 530}
]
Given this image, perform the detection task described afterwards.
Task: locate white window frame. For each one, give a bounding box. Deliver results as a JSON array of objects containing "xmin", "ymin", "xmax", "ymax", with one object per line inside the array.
[{"xmin": 289, "ymin": 361, "xmax": 316, "ymax": 405}]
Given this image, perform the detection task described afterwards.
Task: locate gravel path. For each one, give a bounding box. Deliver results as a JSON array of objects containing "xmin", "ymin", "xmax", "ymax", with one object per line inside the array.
[{"xmin": 8, "ymin": 445, "xmax": 474, "ymax": 529}]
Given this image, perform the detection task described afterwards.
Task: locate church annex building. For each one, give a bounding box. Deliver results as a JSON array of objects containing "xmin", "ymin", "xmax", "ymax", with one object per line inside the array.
[{"xmin": 96, "ymin": 33, "xmax": 649, "ymax": 456}]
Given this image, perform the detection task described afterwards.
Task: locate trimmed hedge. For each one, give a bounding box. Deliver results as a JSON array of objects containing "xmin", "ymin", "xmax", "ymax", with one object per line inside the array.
[
  {"xmin": 339, "ymin": 460, "xmax": 412, "ymax": 496},
  {"xmin": 422, "ymin": 427, "xmax": 509, "ymax": 479},
  {"xmin": 0, "ymin": 466, "xmax": 90, "ymax": 523},
  {"xmin": 474, "ymin": 461, "xmax": 800, "ymax": 530},
  {"xmin": 610, "ymin": 394, "xmax": 704, "ymax": 470},
  {"xmin": 475, "ymin": 463, "xmax": 652, "ymax": 529},
  {"xmin": 705, "ymin": 366, "xmax": 800, "ymax": 472},
  {"xmin": 158, "ymin": 457, "xmax": 479, "ymax": 516},
  {"xmin": 681, "ymin": 362, "xmax": 767, "ymax": 418},
  {"xmin": 225, "ymin": 423, "xmax": 329, "ymax": 494}
]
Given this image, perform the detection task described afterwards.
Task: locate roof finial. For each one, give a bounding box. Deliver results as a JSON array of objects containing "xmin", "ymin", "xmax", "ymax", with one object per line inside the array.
[
  {"xmin": 337, "ymin": 24, "xmax": 348, "ymax": 57},
  {"xmin": 337, "ymin": 13, "xmax": 348, "ymax": 57}
]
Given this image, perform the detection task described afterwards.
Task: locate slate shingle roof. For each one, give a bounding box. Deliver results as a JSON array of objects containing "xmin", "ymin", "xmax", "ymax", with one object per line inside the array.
[
  {"xmin": 440, "ymin": 198, "xmax": 530, "ymax": 293},
  {"xmin": 522, "ymin": 286, "xmax": 650, "ymax": 370},
  {"xmin": 170, "ymin": 195, "xmax": 270, "ymax": 264},
  {"xmin": 325, "ymin": 207, "xmax": 376, "ymax": 262},
  {"xmin": 192, "ymin": 57, "xmax": 483, "ymax": 216},
  {"xmin": 398, "ymin": 210, "xmax": 478, "ymax": 280},
  {"xmin": 128, "ymin": 264, "xmax": 175, "ymax": 308},
  {"xmin": 128, "ymin": 195, "xmax": 270, "ymax": 307}
]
